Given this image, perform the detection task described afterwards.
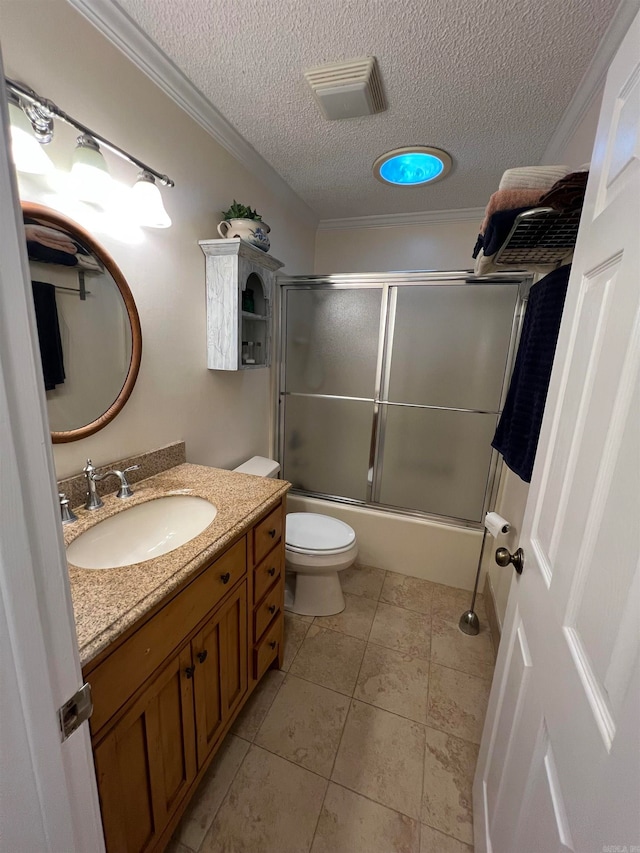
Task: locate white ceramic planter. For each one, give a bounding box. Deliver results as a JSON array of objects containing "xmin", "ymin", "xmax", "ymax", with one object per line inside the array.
[{"xmin": 217, "ymin": 217, "xmax": 270, "ymax": 252}]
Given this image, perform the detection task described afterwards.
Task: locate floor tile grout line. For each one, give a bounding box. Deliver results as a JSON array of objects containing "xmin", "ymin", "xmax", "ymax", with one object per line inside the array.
[
  {"xmin": 429, "ymin": 656, "xmax": 495, "ymax": 683},
  {"xmin": 282, "ymin": 661, "xmax": 436, "ymax": 729},
  {"xmin": 250, "ymin": 740, "xmax": 339, "ymax": 784},
  {"xmin": 326, "ymin": 764, "xmax": 423, "ymax": 823},
  {"xmin": 308, "ymin": 776, "xmax": 331, "ymax": 853},
  {"xmin": 349, "ymin": 597, "xmax": 381, "ymax": 697},
  {"xmin": 274, "ymin": 668, "xmax": 357, "ymax": 702},
  {"xmin": 430, "ymin": 658, "xmax": 495, "ymax": 685},
  {"xmin": 191, "ymin": 738, "xmax": 254, "ymax": 853},
  {"xmin": 281, "ymin": 614, "xmax": 313, "ymax": 673},
  {"xmin": 420, "ymin": 818, "xmax": 476, "ymax": 849},
  {"xmin": 326, "ymin": 691, "xmax": 357, "ymax": 786},
  {"xmin": 246, "ymin": 670, "xmax": 288, "ymax": 744},
  {"xmin": 365, "ymin": 635, "xmax": 431, "ymax": 663}
]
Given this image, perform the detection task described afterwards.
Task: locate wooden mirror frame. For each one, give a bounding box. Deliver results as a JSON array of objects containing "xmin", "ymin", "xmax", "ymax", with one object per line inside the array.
[{"xmin": 22, "ymin": 202, "xmax": 143, "ymax": 443}]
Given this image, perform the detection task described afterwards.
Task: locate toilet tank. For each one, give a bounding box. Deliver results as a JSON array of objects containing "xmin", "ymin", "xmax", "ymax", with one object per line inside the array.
[{"xmin": 233, "ymin": 456, "xmax": 280, "ymax": 478}]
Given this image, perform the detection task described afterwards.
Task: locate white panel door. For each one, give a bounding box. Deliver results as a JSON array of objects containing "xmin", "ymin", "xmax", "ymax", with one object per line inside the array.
[
  {"xmin": 474, "ymin": 11, "xmax": 640, "ymax": 853},
  {"xmin": 0, "ymin": 46, "xmax": 104, "ymax": 851}
]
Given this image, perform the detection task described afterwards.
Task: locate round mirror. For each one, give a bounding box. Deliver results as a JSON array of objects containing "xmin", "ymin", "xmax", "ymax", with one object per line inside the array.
[{"xmin": 22, "ymin": 202, "xmax": 142, "ymax": 443}]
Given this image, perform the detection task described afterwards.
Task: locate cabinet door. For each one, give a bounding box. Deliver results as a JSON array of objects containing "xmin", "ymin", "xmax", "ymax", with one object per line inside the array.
[
  {"xmin": 93, "ymin": 645, "xmax": 196, "ymax": 853},
  {"xmin": 192, "ymin": 581, "xmax": 248, "ymax": 767}
]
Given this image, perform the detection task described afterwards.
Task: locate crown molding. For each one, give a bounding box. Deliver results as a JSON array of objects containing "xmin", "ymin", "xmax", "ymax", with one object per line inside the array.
[
  {"xmin": 317, "ymin": 207, "xmax": 485, "ymax": 231},
  {"xmin": 543, "ymin": 0, "xmax": 640, "ymax": 164},
  {"xmin": 66, "ymin": 0, "xmax": 317, "ymax": 227}
]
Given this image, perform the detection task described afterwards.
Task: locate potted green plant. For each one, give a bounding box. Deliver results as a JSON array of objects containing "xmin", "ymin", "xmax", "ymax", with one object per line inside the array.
[{"xmin": 217, "ymin": 200, "xmax": 270, "ymax": 252}]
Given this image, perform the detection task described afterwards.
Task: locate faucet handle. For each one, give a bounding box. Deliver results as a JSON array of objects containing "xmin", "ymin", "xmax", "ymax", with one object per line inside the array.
[
  {"xmin": 59, "ymin": 492, "xmax": 77, "ymax": 525},
  {"xmin": 116, "ymin": 465, "xmax": 140, "ymax": 499}
]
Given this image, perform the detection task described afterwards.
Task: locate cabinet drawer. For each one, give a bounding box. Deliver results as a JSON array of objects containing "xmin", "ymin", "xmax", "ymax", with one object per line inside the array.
[
  {"xmin": 254, "ymin": 582, "xmax": 282, "ymax": 642},
  {"xmin": 88, "ymin": 538, "xmax": 246, "ymax": 735},
  {"xmin": 253, "ymin": 614, "xmax": 283, "ymax": 681},
  {"xmin": 253, "ymin": 504, "xmax": 283, "ymax": 565},
  {"xmin": 253, "ymin": 548, "xmax": 283, "ymax": 605}
]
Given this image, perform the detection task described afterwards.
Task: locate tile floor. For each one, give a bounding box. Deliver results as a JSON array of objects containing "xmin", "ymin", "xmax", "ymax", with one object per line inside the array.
[{"xmin": 168, "ymin": 565, "xmax": 496, "ymax": 853}]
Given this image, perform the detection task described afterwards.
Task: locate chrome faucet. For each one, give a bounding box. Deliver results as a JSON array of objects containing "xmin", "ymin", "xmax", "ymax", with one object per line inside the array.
[{"xmin": 83, "ymin": 459, "xmax": 140, "ymax": 510}]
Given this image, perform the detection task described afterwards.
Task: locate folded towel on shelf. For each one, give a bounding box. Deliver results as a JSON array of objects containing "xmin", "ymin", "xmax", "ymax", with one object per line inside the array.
[
  {"xmin": 491, "ymin": 264, "xmax": 571, "ymax": 482},
  {"xmin": 537, "ymin": 170, "xmax": 589, "ymax": 212},
  {"xmin": 31, "ymin": 280, "xmax": 65, "ymax": 391},
  {"xmin": 473, "ymin": 206, "xmax": 540, "ymax": 264},
  {"xmin": 498, "ymin": 165, "xmax": 570, "ymax": 191},
  {"xmin": 24, "ymin": 224, "xmax": 77, "ymax": 254},
  {"xmin": 480, "ymin": 189, "xmax": 544, "ymax": 234},
  {"xmin": 76, "ymin": 253, "xmax": 103, "ymax": 272},
  {"xmin": 27, "ymin": 241, "xmax": 79, "ymax": 267},
  {"xmin": 483, "ymin": 206, "xmax": 536, "ymax": 256}
]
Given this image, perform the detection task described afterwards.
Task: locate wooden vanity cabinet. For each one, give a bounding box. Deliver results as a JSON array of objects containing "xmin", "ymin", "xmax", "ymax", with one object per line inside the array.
[
  {"xmin": 93, "ymin": 644, "xmax": 197, "ymax": 853},
  {"xmin": 192, "ymin": 582, "xmax": 247, "ymax": 767},
  {"xmin": 249, "ymin": 502, "xmax": 285, "ymax": 685},
  {"xmin": 84, "ymin": 499, "xmax": 286, "ymax": 853}
]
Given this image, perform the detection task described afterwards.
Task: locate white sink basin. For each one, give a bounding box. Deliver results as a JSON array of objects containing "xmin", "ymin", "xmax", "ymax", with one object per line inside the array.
[{"xmin": 67, "ymin": 495, "xmax": 217, "ymax": 570}]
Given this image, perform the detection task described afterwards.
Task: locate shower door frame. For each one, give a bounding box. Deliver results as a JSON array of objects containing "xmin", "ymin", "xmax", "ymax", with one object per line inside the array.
[{"xmin": 277, "ymin": 270, "xmax": 530, "ymax": 529}]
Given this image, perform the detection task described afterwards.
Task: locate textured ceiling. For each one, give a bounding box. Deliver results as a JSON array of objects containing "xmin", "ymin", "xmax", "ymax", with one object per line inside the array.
[{"xmin": 116, "ymin": 0, "xmax": 618, "ymax": 219}]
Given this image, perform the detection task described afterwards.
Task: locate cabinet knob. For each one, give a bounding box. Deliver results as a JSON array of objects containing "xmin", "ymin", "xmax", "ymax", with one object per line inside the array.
[
  {"xmin": 197, "ymin": 650, "xmax": 208, "ymax": 664},
  {"xmin": 269, "ymin": 640, "xmax": 277, "ymax": 649},
  {"xmin": 220, "ymin": 572, "xmax": 231, "ymax": 584},
  {"xmin": 267, "ymin": 567, "xmax": 276, "ymax": 577},
  {"xmin": 268, "ymin": 528, "xmax": 277, "ymax": 538},
  {"xmin": 184, "ymin": 665, "xmax": 195, "ymax": 679},
  {"xmin": 268, "ymin": 604, "xmax": 276, "ymax": 615}
]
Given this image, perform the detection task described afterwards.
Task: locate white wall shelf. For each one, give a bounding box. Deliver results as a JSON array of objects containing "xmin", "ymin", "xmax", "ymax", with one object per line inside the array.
[{"xmin": 199, "ymin": 238, "xmax": 284, "ymax": 371}]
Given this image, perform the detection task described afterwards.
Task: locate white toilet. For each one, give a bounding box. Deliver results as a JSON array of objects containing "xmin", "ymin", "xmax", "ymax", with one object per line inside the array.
[{"xmin": 233, "ymin": 457, "xmax": 358, "ymax": 616}]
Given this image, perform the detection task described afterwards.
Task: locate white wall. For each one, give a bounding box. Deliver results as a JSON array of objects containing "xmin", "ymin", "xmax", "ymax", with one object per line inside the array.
[
  {"xmin": 1, "ymin": 0, "xmax": 316, "ymax": 479},
  {"xmin": 314, "ymin": 216, "xmax": 480, "ymax": 274}
]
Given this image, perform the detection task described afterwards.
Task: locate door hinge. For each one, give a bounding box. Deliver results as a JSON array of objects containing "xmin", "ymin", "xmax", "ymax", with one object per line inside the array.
[{"xmin": 58, "ymin": 682, "xmax": 93, "ymax": 741}]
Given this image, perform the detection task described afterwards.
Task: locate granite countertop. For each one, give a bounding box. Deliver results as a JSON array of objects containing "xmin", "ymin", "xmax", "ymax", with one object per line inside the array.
[{"xmin": 65, "ymin": 463, "xmax": 289, "ymax": 668}]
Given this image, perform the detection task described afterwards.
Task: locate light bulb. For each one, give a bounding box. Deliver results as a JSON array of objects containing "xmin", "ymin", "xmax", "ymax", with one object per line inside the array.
[
  {"xmin": 373, "ymin": 147, "xmax": 452, "ymax": 187},
  {"xmin": 71, "ymin": 134, "xmax": 112, "ymax": 206},
  {"xmin": 8, "ymin": 102, "xmax": 54, "ymax": 175},
  {"xmin": 131, "ymin": 171, "xmax": 171, "ymax": 228}
]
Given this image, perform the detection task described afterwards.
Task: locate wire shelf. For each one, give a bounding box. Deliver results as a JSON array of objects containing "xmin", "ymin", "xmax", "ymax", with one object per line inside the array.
[{"xmin": 494, "ymin": 207, "xmax": 581, "ymax": 266}]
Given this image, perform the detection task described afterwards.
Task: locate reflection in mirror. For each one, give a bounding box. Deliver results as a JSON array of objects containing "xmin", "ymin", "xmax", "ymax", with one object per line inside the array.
[{"xmin": 22, "ymin": 203, "xmax": 142, "ymax": 443}]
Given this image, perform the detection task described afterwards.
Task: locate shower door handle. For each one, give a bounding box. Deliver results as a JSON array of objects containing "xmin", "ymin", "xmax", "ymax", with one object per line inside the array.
[{"xmin": 495, "ymin": 547, "xmax": 525, "ymax": 575}]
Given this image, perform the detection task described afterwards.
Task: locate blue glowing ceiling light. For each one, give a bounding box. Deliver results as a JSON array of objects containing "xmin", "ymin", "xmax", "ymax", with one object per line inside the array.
[{"xmin": 373, "ymin": 146, "xmax": 452, "ymax": 187}]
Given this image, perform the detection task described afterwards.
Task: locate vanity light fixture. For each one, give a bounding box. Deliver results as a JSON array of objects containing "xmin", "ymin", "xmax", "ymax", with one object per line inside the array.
[
  {"xmin": 7, "ymin": 98, "xmax": 54, "ymax": 175},
  {"xmin": 70, "ymin": 134, "xmax": 112, "ymax": 205},
  {"xmin": 131, "ymin": 171, "xmax": 172, "ymax": 229},
  {"xmin": 373, "ymin": 146, "xmax": 452, "ymax": 187},
  {"xmin": 5, "ymin": 77, "xmax": 174, "ymax": 227}
]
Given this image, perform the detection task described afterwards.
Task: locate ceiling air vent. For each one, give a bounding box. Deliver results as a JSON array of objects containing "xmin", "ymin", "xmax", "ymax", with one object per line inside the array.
[{"xmin": 304, "ymin": 57, "xmax": 386, "ymax": 121}]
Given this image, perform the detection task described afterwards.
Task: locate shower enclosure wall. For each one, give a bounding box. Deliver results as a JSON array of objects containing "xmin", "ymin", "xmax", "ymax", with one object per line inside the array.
[{"xmin": 278, "ymin": 272, "xmax": 527, "ymax": 531}]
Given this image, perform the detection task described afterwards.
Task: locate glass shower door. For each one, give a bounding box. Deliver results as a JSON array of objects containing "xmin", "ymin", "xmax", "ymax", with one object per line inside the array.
[
  {"xmin": 281, "ymin": 287, "xmax": 382, "ymax": 500},
  {"xmin": 376, "ymin": 284, "xmax": 519, "ymax": 521}
]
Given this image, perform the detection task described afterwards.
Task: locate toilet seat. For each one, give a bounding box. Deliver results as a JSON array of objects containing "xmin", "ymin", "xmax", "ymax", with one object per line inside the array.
[
  {"xmin": 286, "ymin": 542, "xmax": 355, "ymax": 557},
  {"xmin": 286, "ymin": 513, "xmax": 355, "ymax": 554}
]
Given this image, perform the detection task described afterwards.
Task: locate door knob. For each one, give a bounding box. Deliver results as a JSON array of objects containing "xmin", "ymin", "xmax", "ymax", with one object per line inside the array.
[{"xmin": 495, "ymin": 547, "xmax": 525, "ymax": 575}]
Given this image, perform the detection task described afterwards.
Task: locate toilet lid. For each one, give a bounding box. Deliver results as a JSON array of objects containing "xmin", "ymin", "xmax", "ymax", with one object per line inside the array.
[{"xmin": 286, "ymin": 513, "xmax": 356, "ymax": 552}]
